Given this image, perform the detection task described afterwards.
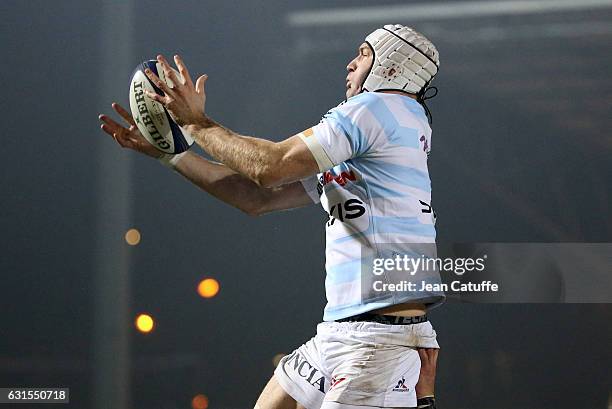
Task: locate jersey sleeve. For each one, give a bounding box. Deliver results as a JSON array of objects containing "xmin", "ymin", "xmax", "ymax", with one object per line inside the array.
[
  {"xmin": 298, "ymin": 93, "xmax": 380, "ymax": 172},
  {"xmin": 299, "ymin": 174, "xmax": 321, "ymax": 204}
]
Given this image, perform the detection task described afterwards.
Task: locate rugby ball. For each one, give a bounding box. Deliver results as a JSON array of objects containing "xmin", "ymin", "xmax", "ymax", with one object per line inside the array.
[{"xmin": 129, "ymin": 60, "xmax": 195, "ymax": 154}]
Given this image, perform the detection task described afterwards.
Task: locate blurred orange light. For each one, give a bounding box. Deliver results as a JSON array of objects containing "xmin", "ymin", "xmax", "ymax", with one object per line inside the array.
[
  {"xmin": 197, "ymin": 278, "xmax": 220, "ymax": 298},
  {"xmin": 125, "ymin": 228, "xmax": 141, "ymax": 246},
  {"xmin": 135, "ymin": 313, "xmax": 154, "ymax": 333},
  {"xmin": 191, "ymin": 394, "xmax": 209, "ymax": 409}
]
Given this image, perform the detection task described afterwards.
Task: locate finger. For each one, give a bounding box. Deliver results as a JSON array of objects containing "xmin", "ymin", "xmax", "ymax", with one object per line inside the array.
[
  {"xmin": 195, "ymin": 74, "xmax": 208, "ymax": 95},
  {"xmin": 100, "ymin": 123, "xmax": 118, "ymax": 138},
  {"xmin": 100, "ymin": 123, "xmax": 128, "ymax": 147},
  {"xmin": 144, "ymin": 89, "xmax": 166, "ymax": 104},
  {"xmin": 99, "ymin": 115, "xmax": 138, "ymax": 150},
  {"xmin": 99, "ymin": 114, "xmax": 124, "ymax": 132},
  {"xmin": 145, "ymin": 67, "xmax": 173, "ymax": 96},
  {"xmin": 157, "ymin": 54, "xmax": 181, "ymax": 89},
  {"xmin": 173, "ymin": 54, "xmax": 194, "ymax": 88},
  {"xmin": 429, "ymin": 348, "xmax": 439, "ymax": 364},
  {"xmin": 126, "ymin": 125, "xmax": 147, "ymax": 144},
  {"xmin": 112, "ymin": 102, "xmax": 136, "ymax": 126},
  {"xmin": 113, "ymin": 131, "xmax": 128, "ymax": 148},
  {"xmin": 113, "ymin": 127, "xmax": 138, "ymax": 149},
  {"xmin": 418, "ymin": 348, "xmax": 430, "ymax": 366}
]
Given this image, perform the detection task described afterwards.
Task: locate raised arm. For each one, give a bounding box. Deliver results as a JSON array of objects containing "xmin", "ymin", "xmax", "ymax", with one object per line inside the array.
[
  {"xmin": 98, "ymin": 103, "xmax": 314, "ymax": 216},
  {"xmin": 143, "ymin": 55, "xmax": 321, "ymax": 188},
  {"xmin": 174, "ymin": 152, "xmax": 314, "ymax": 216}
]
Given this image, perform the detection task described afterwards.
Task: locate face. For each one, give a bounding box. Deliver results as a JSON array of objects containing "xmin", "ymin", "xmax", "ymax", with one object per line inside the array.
[{"xmin": 346, "ymin": 43, "xmax": 374, "ymax": 98}]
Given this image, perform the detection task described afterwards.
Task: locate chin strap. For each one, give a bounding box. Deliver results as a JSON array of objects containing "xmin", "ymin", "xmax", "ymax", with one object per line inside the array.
[{"xmin": 416, "ymin": 86, "xmax": 438, "ymax": 125}]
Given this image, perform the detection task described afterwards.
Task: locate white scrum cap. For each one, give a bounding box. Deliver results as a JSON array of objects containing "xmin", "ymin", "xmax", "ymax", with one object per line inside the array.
[{"xmin": 363, "ymin": 24, "xmax": 440, "ymax": 94}]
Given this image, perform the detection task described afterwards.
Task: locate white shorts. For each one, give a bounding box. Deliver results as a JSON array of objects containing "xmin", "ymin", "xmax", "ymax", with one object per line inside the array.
[{"xmin": 274, "ymin": 320, "xmax": 439, "ymax": 409}]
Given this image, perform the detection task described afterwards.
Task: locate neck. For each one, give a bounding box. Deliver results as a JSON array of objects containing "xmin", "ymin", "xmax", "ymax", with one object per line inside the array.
[{"xmin": 378, "ymin": 90, "xmax": 418, "ymax": 100}]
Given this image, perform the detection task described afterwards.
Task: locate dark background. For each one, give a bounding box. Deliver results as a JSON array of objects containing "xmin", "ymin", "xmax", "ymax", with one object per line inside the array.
[{"xmin": 1, "ymin": 1, "xmax": 611, "ymax": 408}]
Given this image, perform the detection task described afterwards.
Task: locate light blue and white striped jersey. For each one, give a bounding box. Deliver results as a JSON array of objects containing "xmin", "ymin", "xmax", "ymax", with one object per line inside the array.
[{"xmin": 299, "ymin": 92, "xmax": 445, "ymax": 321}]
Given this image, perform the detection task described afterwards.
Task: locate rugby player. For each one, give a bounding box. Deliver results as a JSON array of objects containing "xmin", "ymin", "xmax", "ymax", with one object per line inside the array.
[{"xmin": 99, "ymin": 24, "xmax": 444, "ymax": 409}]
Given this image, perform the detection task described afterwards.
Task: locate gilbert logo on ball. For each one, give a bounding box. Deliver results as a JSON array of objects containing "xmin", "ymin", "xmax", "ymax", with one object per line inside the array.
[{"xmin": 129, "ymin": 60, "xmax": 195, "ymax": 154}]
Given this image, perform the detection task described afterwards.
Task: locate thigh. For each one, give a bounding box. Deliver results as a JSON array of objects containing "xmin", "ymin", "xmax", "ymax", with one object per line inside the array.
[
  {"xmin": 320, "ymin": 321, "xmax": 431, "ymax": 408},
  {"xmin": 325, "ymin": 342, "xmax": 421, "ymax": 408},
  {"xmin": 320, "ymin": 403, "xmax": 411, "ymax": 409},
  {"xmin": 255, "ymin": 375, "xmax": 305, "ymax": 409},
  {"xmin": 272, "ymin": 336, "xmax": 329, "ymax": 409}
]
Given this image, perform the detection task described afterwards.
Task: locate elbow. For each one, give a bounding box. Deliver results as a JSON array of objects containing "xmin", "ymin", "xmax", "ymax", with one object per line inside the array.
[
  {"xmin": 251, "ymin": 147, "xmax": 287, "ymax": 188},
  {"xmin": 242, "ymin": 206, "xmax": 263, "ymax": 217},
  {"xmin": 252, "ymin": 166, "xmax": 282, "ymax": 189},
  {"xmin": 240, "ymin": 198, "xmax": 267, "ymax": 217},
  {"xmin": 257, "ymin": 175, "xmax": 280, "ymax": 189}
]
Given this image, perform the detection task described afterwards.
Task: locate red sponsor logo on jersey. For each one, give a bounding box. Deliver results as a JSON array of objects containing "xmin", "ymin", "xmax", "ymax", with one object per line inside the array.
[
  {"xmin": 330, "ymin": 377, "xmax": 347, "ymax": 389},
  {"xmin": 321, "ymin": 170, "xmax": 357, "ymax": 187}
]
